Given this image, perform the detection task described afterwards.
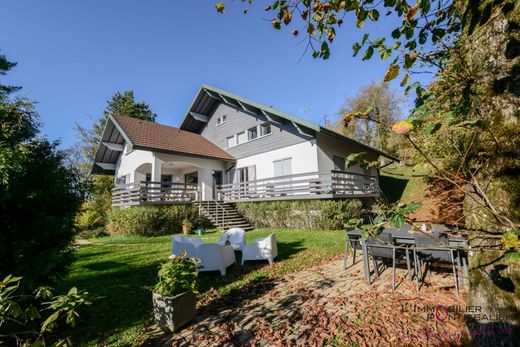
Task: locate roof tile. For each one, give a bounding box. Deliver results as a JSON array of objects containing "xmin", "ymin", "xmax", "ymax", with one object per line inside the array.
[{"xmin": 113, "ymin": 115, "xmax": 234, "ymax": 161}]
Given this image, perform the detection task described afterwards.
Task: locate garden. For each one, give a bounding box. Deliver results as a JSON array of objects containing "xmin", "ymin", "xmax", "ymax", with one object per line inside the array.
[{"xmin": 58, "ymin": 228, "xmax": 347, "ymax": 345}]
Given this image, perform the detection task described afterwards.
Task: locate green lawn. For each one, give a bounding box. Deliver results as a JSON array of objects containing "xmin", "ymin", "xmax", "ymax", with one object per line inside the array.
[
  {"xmin": 379, "ymin": 164, "xmax": 430, "ymax": 203},
  {"xmin": 60, "ymin": 228, "xmax": 346, "ymax": 346}
]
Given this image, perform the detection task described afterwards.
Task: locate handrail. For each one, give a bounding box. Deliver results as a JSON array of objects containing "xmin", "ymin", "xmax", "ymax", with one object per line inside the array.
[
  {"xmin": 112, "ymin": 181, "xmax": 199, "ymax": 207},
  {"xmin": 217, "ymin": 170, "xmax": 379, "ymax": 202}
]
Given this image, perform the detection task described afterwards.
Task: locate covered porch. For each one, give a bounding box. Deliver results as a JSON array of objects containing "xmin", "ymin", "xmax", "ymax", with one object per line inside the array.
[{"xmin": 112, "ymin": 152, "xmax": 228, "ymax": 207}]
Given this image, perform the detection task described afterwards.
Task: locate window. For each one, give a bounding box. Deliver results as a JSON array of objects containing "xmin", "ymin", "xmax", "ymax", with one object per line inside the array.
[
  {"xmin": 145, "ymin": 173, "xmax": 151, "ymax": 182},
  {"xmin": 248, "ymin": 126, "xmax": 258, "ymax": 140},
  {"xmin": 237, "ymin": 131, "xmax": 247, "ymax": 144},
  {"xmin": 260, "ymin": 123, "xmax": 271, "ymax": 136},
  {"xmin": 274, "ymin": 158, "xmax": 292, "ymax": 177},
  {"xmin": 226, "ymin": 135, "xmax": 235, "ymax": 148},
  {"xmin": 217, "ymin": 115, "xmax": 227, "ymax": 125},
  {"xmin": 237, "ymin": 167, "xmax": 249, "ymax": 183}
]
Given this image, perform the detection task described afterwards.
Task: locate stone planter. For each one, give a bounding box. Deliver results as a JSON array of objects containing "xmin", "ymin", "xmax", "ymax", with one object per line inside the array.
[{"xmin": 152, "ymin": 291, "xmax": 196, "ymax": 332}]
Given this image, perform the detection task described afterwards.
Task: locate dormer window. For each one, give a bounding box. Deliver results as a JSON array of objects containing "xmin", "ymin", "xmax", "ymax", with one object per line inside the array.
[
  {"xmin": 260, "ymin": 123, "xmax": 271, "ymax": 136},
  {"xmin": 216, "ymin": 115, "xmax": 227, "ymax": 126}
]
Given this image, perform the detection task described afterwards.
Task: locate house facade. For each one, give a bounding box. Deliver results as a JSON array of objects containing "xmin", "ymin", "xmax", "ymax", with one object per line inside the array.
[{"xmin": 92, "ymin": 85, "xmax": 398, "ymax": 207}]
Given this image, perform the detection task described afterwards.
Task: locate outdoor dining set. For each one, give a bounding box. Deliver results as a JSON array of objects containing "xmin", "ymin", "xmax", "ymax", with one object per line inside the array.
[
  {"xmin": 345, "ymin": 223, "xmax": 469, "ymax": 297},
  {"xmin": 170, "ymin": 228, "xmax": 278, "ymax": 276}
]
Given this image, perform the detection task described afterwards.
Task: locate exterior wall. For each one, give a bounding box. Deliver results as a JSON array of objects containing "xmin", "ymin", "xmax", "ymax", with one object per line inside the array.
[
  {"xmin": 316, "ymin": 132, "xmax": 379, "ymax": 177},
  {"xmin": 200, "ymin": 103, "xmax": 310, "ymax": 159},
  {"xmin": 115, "ymin": 146, "xmax": 154, "ymax": 183},
  {"xmin": 234, "ymin": 140, "xmax": 319, "ymax": 180}
]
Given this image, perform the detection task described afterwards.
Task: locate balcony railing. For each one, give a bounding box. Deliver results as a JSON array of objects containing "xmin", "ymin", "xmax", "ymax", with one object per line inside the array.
[
  {"xmin": 217, "ymin": 170, "xmax": 379, "ymax": 202},
  {"xmin": 112, "ymin": 181, "xmax": 199, "ymax": 207}
]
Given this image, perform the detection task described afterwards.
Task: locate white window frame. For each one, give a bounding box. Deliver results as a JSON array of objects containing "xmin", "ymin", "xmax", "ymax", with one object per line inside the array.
[
  {"xmin": 236, "ymin": 131, "xmax": 247, "ymax": 145},
  {"xmin": 260, "ymin": 122, "xmax": 272, "ymax": 136},
  {"xmin": 224, "ymin": 122, "xmax": 273, "ymax": 148},
  {"xmin": 248, "ymin": 126, "xmax": 258, "ymax": 140},
  {"xmin": 273, "ymin": 157, "xmax": 292, "ymax": 177},
  {"xmin": 225, "ymin": 135, "xmax": 236, "ymax": 148}
]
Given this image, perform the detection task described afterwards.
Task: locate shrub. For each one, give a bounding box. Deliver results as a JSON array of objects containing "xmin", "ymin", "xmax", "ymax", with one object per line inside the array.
[
  {"xmin": 0, "ymin": 275, "xmax": 91, "ymax": 346},
  {"xmin": 106, "ymin": 205, "xmax": 208, "ymax": 236},
  {"xmin": 236, "ymin": 199, "xmax": 363, "ymax": 230},
  {"xmin": 0, "ymin": 55, "xmax": 83, "ymax": 292},
  {"xmin": 153, "ymin": 254, "xmax": 199, "ymax": 297},
  {"xmin": 75, "ymin": 201, "xmax": 105, "ymax": 232}
]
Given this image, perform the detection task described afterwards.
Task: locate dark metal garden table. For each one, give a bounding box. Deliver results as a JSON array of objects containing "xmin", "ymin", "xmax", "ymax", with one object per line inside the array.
[{"xmin": 346, "ymin": 229, "xmax": 469, "ymax": 285}]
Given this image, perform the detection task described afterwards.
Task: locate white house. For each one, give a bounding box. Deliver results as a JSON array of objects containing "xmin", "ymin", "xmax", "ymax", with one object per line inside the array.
[{"xmin": 92, "ymin": 85, "xmax": 398, "ymax": 208}]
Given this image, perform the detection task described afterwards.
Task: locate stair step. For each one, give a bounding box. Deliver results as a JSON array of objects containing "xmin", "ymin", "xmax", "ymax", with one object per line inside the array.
[{"xmin": 198, "ymin": 201, "xmax": 253, "ymax": 231}]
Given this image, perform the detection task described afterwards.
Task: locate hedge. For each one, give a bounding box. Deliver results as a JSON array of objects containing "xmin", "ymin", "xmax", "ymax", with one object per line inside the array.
[
  {"xmin": 236, "ymin": 199, "xmax": 363, "ymax": 230},
  {"xmin": 106, "ymin": 205, "xmax": 210, "ymax": 237}
]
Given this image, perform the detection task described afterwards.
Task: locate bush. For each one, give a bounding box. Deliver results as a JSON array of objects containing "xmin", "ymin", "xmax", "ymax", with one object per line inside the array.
[
  {"xmin": 75, "ymin": 201, "xmax": 105, "ymax": 232},
  {"xmin": 236, "ymin": 199, "xmax": 363, "ymax": 230},
  {"xmin": 106, "ymin": 205, "xmax": 210, "ymax": 236},
  {"xmin": 153, "ymin": 254, "xmax": 199, "ymax": 297},
  {"xmin": 0, "ymin": 275, "xmax": 90, "ymax": 346},
  {"xmin": 0, "ymin": 55, "xmax": 82, "ymax": 292}
]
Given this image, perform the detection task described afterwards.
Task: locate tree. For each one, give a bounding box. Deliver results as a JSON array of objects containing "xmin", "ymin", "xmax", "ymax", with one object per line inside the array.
[
  {"xmin": 0, "ymin": 53, "xmax": 83, "ymax": 291},
  {"xmin": 333, "ymin": 81, "xmax": 403, "ymax": 155},
  {"xmin": 217, "ymin": 0, "xmax": 520, "ymax": 234},
  {"xmin": 72, "ymin": 91, "xmax": 156, "ymax": 234},
  {"xmin": 74, "ymin": 90, "xmax": 156, "ymax": 178}
]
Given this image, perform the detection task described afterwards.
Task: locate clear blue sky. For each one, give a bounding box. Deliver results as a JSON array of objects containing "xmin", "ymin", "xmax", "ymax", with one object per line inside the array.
[{"xmin": 1, "ymin": 0, "xmax": 421, "ymax": 148}]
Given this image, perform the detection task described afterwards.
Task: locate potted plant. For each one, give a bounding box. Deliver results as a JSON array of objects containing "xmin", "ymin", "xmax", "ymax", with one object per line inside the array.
[
  {"xmin": 152, "ymin": 252, "xmax": 199, "ymax": 332},
  {"xmin": 182, "ymin": 218, "xmax": 193, "ymax": 235}
]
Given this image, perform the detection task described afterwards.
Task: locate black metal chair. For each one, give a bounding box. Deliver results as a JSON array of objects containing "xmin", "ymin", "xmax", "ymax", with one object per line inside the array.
[
  {"xmin": 344, "ymin": 231, "xmax": 364, "ymax": 269},
  {"xmin": 366, "ymin": 232, "xmax": 412, "ymax": 290},
  {"xmin": 413, "ymin": 232, "xmax": 460, "ymax": 297}
]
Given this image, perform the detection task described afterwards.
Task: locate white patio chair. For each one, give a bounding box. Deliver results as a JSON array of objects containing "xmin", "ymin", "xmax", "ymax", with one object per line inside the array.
[
  {"xmin": 218, "ymin": 228, "xmax": 246, "ymax": 250},
  {"xmin": 171, "ymin": 235, "xmax": 203, "ymax": 258},
  {"xmin": 241, "ymin": 233, "xmax": 278, "ymax": 265},
  {"xmin": 196, "ymin": 243, "xmax": 236, "ymax": 276}
]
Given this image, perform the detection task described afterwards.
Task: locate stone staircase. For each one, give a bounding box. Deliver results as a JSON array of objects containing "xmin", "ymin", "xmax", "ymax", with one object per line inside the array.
[{"xmin": 198, "ymin": 201, "xmax": 254, "ymax": 231}]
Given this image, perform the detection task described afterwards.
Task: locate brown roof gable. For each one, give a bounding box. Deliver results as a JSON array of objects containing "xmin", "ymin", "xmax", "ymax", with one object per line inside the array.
[{"xmin": 113, "ymin": 115, "xmax": 235, "ymax": 161}]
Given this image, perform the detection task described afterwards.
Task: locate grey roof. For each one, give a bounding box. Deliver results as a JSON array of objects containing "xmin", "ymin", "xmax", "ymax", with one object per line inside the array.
[{"xmin": 180, "ymin": 85, "xmax": 399, "ymax": 162}]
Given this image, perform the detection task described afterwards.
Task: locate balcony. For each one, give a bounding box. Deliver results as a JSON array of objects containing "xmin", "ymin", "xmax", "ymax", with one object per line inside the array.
[
  {"xmin": 111, "ymin": 171, "xmax": 380, "ymax": 207},
  {"xmin": 217, "ymin": 170, "xmax": 380, "ymax": 202},
  {"xmin": 112, "ymin": 182, "xmax": 199, "ymax": 207}
]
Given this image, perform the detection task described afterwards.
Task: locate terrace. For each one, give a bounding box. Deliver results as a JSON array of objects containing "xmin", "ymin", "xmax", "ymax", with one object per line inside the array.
[{"xmin": 111, "ymin": 170, "xmax": 379, "ymax": 207}]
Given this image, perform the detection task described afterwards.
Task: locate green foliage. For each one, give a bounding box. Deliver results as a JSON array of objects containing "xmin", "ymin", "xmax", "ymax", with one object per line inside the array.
[
  {"xmin": 153, "ymin": 253, "xmax": 199, "ymax": 297},
  {"xmin": 333, "ymin": 81, "xmax": 404, "ymax": 157},
  {"xmin": 236, "ymin": 199, "xmax": 363, "ymax": 230},
  {"xmin": 502, "ymin": 229, "xmax": 520, "ymax": 250},
  {"xmin": 347, "ymin": 201, "xmax": 422, "ymax": 238},
  {"xmin": 106, "ymin": 205, "xmax": 207, "ymax": 236},
  {"xmin": 0, "ymin": 275, "xmax": 90, "ymax": 346},
  {"xmin": 0, "ymin": 54, "xmax": 82, "ymax": 291},
  {"xmin": 71, "ymin": 91, "xmax": 157, "ymax": 236}
]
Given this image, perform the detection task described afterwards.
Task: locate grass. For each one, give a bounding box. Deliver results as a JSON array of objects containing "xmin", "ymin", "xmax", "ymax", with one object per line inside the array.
[
  {"xmin": 59, "ymin": 228, "xmax": 346, "ymax": 346},
  {"xmin": 379, "ymin": 164, "xmax": 430, "ymax": 204}
]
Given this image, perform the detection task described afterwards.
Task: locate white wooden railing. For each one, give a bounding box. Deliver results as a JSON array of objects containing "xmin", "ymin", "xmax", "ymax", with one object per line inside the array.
[
  {"xmin": 217, "ymin": 170, "xmax": 379, "ymax": 202},
  {"xmin": 112, "ymin": 181, "xmax": 199, "ymax": 207}
]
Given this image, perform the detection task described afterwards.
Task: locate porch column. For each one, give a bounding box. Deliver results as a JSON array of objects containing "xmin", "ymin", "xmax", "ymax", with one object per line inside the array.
[
  {"xmin": 151, "ymin": 155, "xmax": 163, "ymax": 201},
  {"xmin": 151, "ymin": 155, "xmax": 163, "ymax": 182},
  {"xmin": 198, "ymin": 168, "xmax": 212, "ymax": 201}
]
